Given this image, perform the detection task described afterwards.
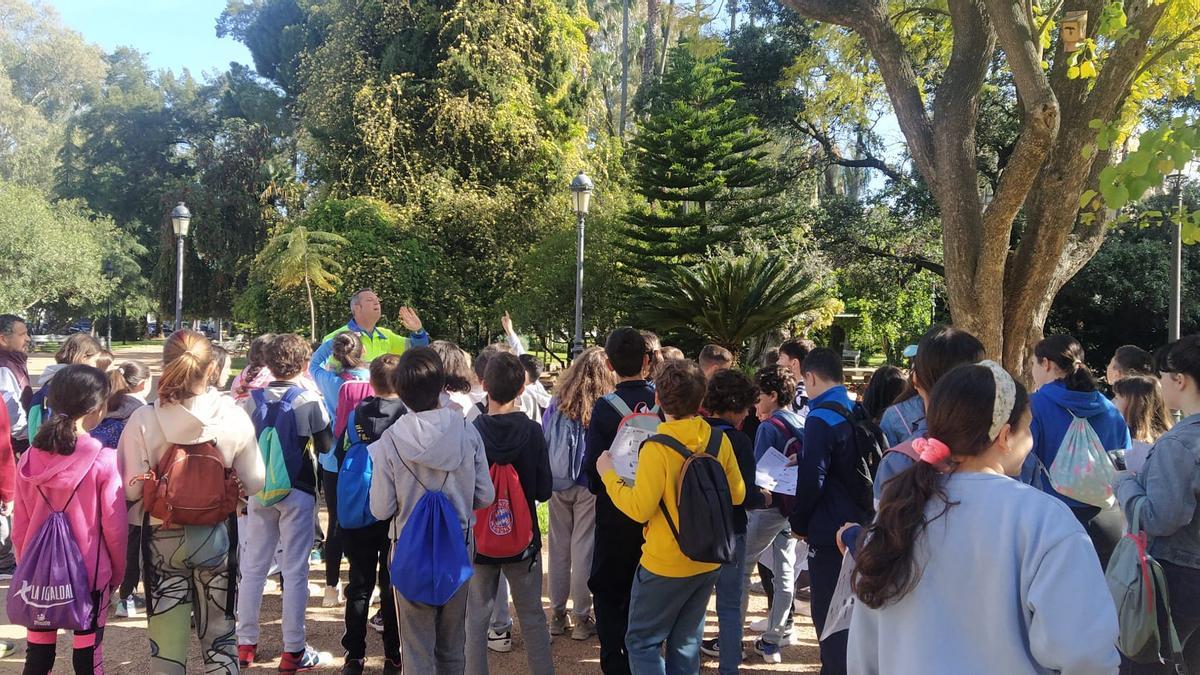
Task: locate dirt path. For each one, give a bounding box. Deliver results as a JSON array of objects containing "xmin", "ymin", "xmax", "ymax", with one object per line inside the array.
[{"xmin": 0, "ymin": 528, "xmax": 821, "ymax": 673}]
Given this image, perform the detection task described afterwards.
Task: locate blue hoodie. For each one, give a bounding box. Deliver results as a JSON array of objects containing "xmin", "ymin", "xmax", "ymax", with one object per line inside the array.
[
  {"xmin": 1021, "ymin": 380, "xmax": 1130, "ymax": 509},
  {"xmin": 791, "ymin": 385, "xmax": 871, "ymax": 547}
]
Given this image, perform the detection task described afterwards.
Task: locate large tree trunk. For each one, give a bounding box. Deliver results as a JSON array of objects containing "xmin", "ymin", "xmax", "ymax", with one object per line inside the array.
[{"xmin": 780, "ymin": 0, "xmax": 1169, "ymax": 377}]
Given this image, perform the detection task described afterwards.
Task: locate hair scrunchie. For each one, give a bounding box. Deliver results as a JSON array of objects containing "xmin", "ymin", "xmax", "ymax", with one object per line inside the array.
[{"xmin": 912, "ymin": 437, "xmax": 951, "ymax": 465}]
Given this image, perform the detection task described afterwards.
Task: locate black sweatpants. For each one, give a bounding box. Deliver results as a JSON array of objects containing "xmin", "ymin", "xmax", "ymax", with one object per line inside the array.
[
  {"xmin": 322, "ymin": 469, "xmax": 345, "ymax": 587},
  {"xmin": 341, "ymin": 520, "xmax": 401, "ymax": 662},
  {"xmin": 808, "ymin": 543, "xmax": 848, "ymax": 675},
  {"xmin": 588, "ymin": 514, "xmax": 644, "ymax": 675}
]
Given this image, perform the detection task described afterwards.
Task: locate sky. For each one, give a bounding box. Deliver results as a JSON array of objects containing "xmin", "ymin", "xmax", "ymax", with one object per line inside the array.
[{"xmin": 48, "ymin": 0, "xmax": 252, "ymax": 78}]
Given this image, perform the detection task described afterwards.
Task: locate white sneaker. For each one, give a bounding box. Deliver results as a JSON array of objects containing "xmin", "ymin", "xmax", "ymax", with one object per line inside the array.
[
  {"xmin": 748, "ymin": 617, "xmax": 769, "ymax": 632},
  {"xmin": 322, "ymin": 584, "xmax": 344, "ymax": 608},
  {"xmin": 487, "ymin": 629, "xmax": 512, "ymax": 653}
]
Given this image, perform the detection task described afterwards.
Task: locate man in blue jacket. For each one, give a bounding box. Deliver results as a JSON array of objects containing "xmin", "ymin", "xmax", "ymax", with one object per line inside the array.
[{"xmin": 790, "ymin": 348, "xmax": 867, "ymax": 675}]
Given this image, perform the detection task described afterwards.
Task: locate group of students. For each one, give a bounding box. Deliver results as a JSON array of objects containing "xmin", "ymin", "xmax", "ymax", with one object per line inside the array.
[{"xmin": 1, "ymin": 291, "xmax": 1199, "ymax": 675}]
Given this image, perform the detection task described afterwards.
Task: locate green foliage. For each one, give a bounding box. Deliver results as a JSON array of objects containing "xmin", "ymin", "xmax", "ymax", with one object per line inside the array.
[
  {"xmin": 621, "ymin": 42, "xmax": 786, "ymax": 276},
  {"xmin": 0, "ymin": 0, "xmax": 107, "ymax": 190},
  {"xmin": 237, "ymin": 197, "xmax": 437, "ymax": 337},
  {"xmin": 0, "ymin": 181, "xmax": 121, "ymax": 313},
  {"xmin": 1048, "ymin": 187, "xmax": 1200, "ymax": 364},
  {"xmin": 639, "ymin": 245, "xmax": 834, "ymax": 355}
]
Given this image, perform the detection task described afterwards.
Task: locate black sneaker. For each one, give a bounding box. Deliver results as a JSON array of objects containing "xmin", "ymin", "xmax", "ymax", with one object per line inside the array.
[
  {"xmin": 700, "ymin": 637, "xmax": 720, "ymax": 657},
  {"xmin": 370, "ymin": 610, "xmax": 385, "ymax": 634},
  {"xmin": 340, "ymin": 659, "xmax": 365, "ymax": 675},
  {"xmin": 383, "ymin": 657, "xmax": 402, "ymax": 675}
]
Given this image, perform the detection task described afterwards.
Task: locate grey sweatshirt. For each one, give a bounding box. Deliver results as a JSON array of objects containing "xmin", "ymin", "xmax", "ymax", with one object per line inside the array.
[
  {"xmin": 368, "ymin": 406, "xmax": 494, "ymax": 540},
  {"xmin": 1116, "ymin": 412, "xmax": 1200, "ymax": 569},
  {"xmin": 848, "ymin": 473, "xmax": 1119, "ymax": 675}
]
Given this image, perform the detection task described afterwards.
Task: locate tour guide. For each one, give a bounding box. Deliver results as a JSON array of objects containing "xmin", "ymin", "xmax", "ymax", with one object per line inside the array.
[{"xmin": 319, "ymin": 289, "xmax": 429, "ymax": 362}]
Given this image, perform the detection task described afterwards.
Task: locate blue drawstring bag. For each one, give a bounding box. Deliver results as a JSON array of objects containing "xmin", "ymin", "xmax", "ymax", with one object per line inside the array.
[{"xmin": 389, "ymin": 457, "xmax": 473, "ymax": 606}]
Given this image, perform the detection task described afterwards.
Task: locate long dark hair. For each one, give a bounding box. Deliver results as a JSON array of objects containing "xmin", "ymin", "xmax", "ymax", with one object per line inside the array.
[
  {"xmin": 32, "ymin": 365, "xmax": 110, "ymax": 455},
  {"xmin": 1035, "ymin": 334, "xmax": 1098, "ymax": 392},
  {"xmin": 852, "ymin": 363, "xmax": 1029, "ymax": 609},
  {"xmin": 332, "ymin": 331, "xmax": 365, "ymax": 371},
  {"xmin": 895, "ymin": 325, "xmax": 986, "ymax": 403},
  {"xmin": 860, "ymin": 365, "xmax": 906, "ymax": 423}
]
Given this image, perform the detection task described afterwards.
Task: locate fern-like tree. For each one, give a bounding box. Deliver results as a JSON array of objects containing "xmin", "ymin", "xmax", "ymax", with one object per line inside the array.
[
  {"xmin": 258, "ymin": 223, "xmax": 348, "ymax": 340},
  {"xmin": 621, "ymin": 41, "xmax": 787, "ymax": 277},
  {"xmin": 640, "ymin": 247, "xmax": 834, "ymax": 357}
]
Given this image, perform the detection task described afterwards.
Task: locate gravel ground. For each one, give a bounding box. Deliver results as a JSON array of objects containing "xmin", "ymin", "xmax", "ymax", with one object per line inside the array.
[{"xmin": 0, "ymin": 526, "xmax": 821, "ymax": 673}]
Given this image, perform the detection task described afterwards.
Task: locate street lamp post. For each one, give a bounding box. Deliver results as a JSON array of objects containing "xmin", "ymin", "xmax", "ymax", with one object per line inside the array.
[
  {"xmin": 569, "ymin": 171, "xmax": 594, "ymax": 361},
  {"xmin": 103, "ymin": 261, "xmax": 114, "ymax": 350},
  {"xmin": 1166, "ymin": 173, "xmax": 1186, "ymax": 342},
  {"xmin": 170, "ymin": 202, "xmax": 192, "ymax": 333}
]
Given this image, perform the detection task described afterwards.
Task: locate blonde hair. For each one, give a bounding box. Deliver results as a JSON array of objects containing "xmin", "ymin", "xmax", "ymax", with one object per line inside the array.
[
  {"xmin": 159, "ymin": 330, "xmax": 213, "ymax": 404},
  {"xmin": 1114, "ymin": 375, "xmax": 1173, "ymax": 444},
  {"xmin": 556, "ymin": 347, "xmax": 617, "ymax": 427}
]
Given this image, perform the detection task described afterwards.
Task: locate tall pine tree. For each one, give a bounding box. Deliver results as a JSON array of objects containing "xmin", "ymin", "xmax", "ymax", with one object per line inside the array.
[{"xmin": 621, "ymin": 41, "xmax": 785, "ymax": 276}]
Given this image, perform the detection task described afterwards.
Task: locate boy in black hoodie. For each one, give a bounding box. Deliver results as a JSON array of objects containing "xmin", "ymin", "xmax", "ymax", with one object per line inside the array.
[
  {"xmin": 466, "ymin": 352, "xmax": 554, "ymax": 675},
  {"xmin": 582, "ymin": 327, "xmax": 656, "ymax": 675},
  {"xmin": 339, "ymin": 355, "xmax": 407, "ymax": 675}
]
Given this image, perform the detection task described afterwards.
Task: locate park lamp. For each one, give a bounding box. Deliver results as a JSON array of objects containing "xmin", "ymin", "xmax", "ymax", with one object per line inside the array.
[
  {"xmin": 570, "ymin": 171, "xmax": 594, "ymax": 216},
  {"xmin": 170, "ymin": 202, "xmax": 192, "ymax": 238}
]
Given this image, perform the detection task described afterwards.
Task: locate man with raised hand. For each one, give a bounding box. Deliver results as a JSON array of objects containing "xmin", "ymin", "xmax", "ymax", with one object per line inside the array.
[{"xmin": 316, "ymin": 289, "xmax": 429, "ymax": 366}]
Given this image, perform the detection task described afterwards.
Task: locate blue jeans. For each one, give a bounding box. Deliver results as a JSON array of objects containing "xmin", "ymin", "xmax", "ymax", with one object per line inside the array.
[
  {"xmin": 716, "ymin": 533, "xmax": 747, "ymax": 674},
  {"xmin": 626, "ymin": 566, "xmax": 719, "ymax": 675}
]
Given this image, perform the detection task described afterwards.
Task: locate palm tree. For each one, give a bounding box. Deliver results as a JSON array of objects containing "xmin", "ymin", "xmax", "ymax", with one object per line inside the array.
[
  {"xmin": 640, "ymin": 249, "xmax": 833, "ymax": 356},
  {"xmin": 259, "ymin": 223, "xmax": 348, "ymax": 340}
]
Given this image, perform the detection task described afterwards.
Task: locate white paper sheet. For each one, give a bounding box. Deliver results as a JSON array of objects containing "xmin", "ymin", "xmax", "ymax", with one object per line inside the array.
[
  {"xmin": 610, "ymin": 425, "xmax": 654, "ymax": 483},
  {"xmin": 820, "ymin": 551, "xmax": 857, "ymax": 641},
  {"xmin": 755, "ymin": 447, "xmax": 798, "ymax": 496}
]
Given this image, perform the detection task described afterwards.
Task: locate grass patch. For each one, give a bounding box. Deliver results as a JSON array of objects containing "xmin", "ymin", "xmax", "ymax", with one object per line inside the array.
[{"xmin": 537, "ymin": 501, "xmax": 549, "ymax": 536}]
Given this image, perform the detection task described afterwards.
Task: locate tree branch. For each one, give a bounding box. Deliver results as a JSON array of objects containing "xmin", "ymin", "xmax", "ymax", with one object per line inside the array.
[
  {"xmin": 797, "ymin": 119, "xmax": 908, "ymax": 183},
  {"xmin": 781, "ymin": 0, "xmax": 938, "ymax": 181},
  {"xmin": 1137, "ymin": 23, "xmax": 1200, "ymax": 79},
  {"xmin": 854, "ymin": 244, "xmax": 946, "ymax": 277},
  {"xmin": 980, "ymin": 0, "xmax": 1059, "ymax": 239}
]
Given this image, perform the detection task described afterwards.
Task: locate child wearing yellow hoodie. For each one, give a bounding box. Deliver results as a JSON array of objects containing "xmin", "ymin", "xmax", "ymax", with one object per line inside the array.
[{"xmin": 598, "ymin": 358, "xmax": 746, "ymax": 674}]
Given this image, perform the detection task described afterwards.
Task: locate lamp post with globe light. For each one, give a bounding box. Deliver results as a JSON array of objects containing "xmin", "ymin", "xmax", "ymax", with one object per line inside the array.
[
  {"xmin": 170, "ymin": 202, "xmax": 192, "ymax": 333},
  {"xmin": 570, "ymin": 171, "xmax": 594, "ymax": 360}
]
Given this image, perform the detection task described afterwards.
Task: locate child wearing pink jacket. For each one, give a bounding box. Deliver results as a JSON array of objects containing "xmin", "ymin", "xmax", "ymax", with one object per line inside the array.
[{"xmin": 14, "ymin": 364, "xmax": 127, "ymax": 675}]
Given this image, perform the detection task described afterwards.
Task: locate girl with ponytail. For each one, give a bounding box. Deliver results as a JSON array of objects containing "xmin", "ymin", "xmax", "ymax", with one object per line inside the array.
[
  {"xmin": 15, "ymin": 365, "xmax": 127, "ymax": 674},
  {"xmin": 848, "ymin": 362, "xmax": 1119, "ymax": 674},
  {"xmin": 118, "ymin": 330, "xmax": 265, "ymax": 674},
  {"xmin": 1026, "ymin": 335, "xmax": 1130, "ymax": 563}
]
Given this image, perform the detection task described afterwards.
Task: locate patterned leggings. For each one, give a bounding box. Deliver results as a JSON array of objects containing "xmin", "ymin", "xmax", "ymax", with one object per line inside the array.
[{"xmin": 143, "ymin": 522, "xmax": 237, "ymax": 675}]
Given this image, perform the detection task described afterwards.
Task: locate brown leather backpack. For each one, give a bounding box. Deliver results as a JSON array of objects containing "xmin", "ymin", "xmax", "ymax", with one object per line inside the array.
[{"xmin": 138, "ymin": 441, "xmax": 241, "ymax": 527}]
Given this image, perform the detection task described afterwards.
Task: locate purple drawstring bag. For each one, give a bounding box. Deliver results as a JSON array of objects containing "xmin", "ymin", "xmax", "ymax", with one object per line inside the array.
[{"xmin": 6, "ymin": 486, "xmax": 98, "ymax": 632}]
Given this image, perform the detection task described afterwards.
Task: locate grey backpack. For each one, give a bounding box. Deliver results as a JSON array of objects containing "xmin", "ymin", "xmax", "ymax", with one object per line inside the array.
[{"xmin": 1105, "ymin": 500, "xmax": 1186, "ymax": 671}]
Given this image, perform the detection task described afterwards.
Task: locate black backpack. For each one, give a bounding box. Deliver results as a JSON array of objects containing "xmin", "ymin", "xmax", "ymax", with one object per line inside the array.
[
  {"xmin": 815, "ymin": 402, "xmax": 888, "ymax": 514},
  {"xmin": 648, "ymin": 431, "xmax": 736, "ymax": 565}
]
